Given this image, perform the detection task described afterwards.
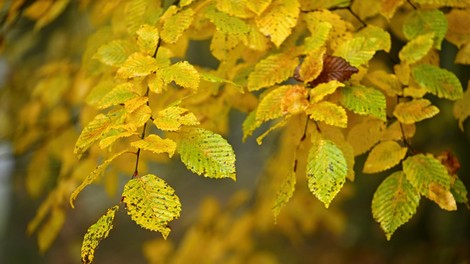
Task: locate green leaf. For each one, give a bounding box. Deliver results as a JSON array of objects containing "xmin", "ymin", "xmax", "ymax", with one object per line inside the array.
[
  {"xmin": 273, "ymin": 171, "xmax": 296, "ymax": 220},
  {"xmin": 306, "ymin": 139, "xmax": 347, "ymax": 208},
  {"xmin": 93, "ymin": 40, "xmax": 137, "ymax": 67},
  {"xmin": 81, "ymin": 205, "xmax": 119, "ymax": 264},
  {"xmin": 176, "ymin": 127, "xmax": 236, "ymax": 180},
  {"xmin": 306, "ymin": 101, "xmax": 348, "ymax": 128},
  {"xmin": 97, "ymin": 83, "xmax": 139, "ymax": 109},
  {"xmin": 453, "ymin": 81, "xmax": 470, "ymax": 131},
  {"xmin": 363, "ymin": 141, "xmax": 408, "ymax": 174},
  {"xmin": 372, "ymin": 171, "xmax": 420, "ymax": 240},
  {"xmin": 161, "ymin": 7, "xmax": 194, "ymax": 44},
  {"xmin": 70, "ymin": 150, "xmax": 129, "ymax": 208},
  {"xmin": 403, "ymin": 10, "xmax": 448, "ymax": 49},
  {"xmin": 341, "ymin": 86, "xmax": 387, "ymax": 121},
  {"xmin": 398, "ymin": 33, "xmax": 434, "ymax": 64},
  {"xmin": 403, "ymin": 154, "xmax": 457, "ymax": 211},
  {"xmin": 451, "ymin": 177, "xmax": 469, "ymax": 205},
  {"xmin": 116, "ymin": 52, "xmax": 159, "ymax": 79},
  {"xmin": 153, "ymin": 106, "xmax": 200, "ymax": 131},
  {"xmin": 123, "ymin": 175, "xmax": 181, "ymax": 239},
  {"xmin": 393, "ymin": 99, "xmax": 440, "ymax": 124},
  {"xmin": 248, "ymin": 53, "xmax": 299, "ymax": 91},
  {"xmin": 412, "ymin": 64, "xmax": 463, "ymax": 100},
  {"xmin": 131, "ymin": 135, "xmax": 177, "ymax": 157},
  {"xmin": 356, "ymin": 25, "xmax": 391, "ymax": 53}
]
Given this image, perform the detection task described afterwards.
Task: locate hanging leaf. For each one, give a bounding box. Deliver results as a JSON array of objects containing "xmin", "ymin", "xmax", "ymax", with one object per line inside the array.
[
  {"xmin": 398, "ymin": 33, "xmax": 434, "ymax": 64},
  {"xmin": 393, "ymin": 99, "xmax": 440, "ymax": 124},
  {"xmin": 309, "ymin": 80, "xmax": 345, "ymax": 103},
  {"xmin": 116, "ymin": 52, "xmax": 159, "ymax": 79},
  {"xmin": 93, "ymin": 40, "xmax": 137, "ymax": 67},
  {"xmin": 81, "ymin": 205, "xmax": 119, "ymax": 264},
  {"xmin": 306, "ymin": 139, "xmax": 347, "ymax": 208},
  {"xmin": 363, "ymin": 141, "xmax": 408, "ymax": 174},
  {"xmin": 412, "ymin": 64, "xmax": 463, "ymax": 100},
  {"xmin": 137, "ymin": 24, "xmax": 160, "ymax": 56},
  {"xmin": 176, "ymin": 127, "xmax": 236, "ymax": 180},
  {"xmin": 347, "ymin": 118, "xmax": 386, "ymax": 156},
  {"xmin": 453, "ymin": 81, "xmax": 470, "ymax": 131},
  {"xmin": 96, "ymin": 82, "xmax": 139, "ymax": 109},
  {"xmin": 123, "ymin": 174, "xmax": 181, "ymax": 238},
  {"xmin": 403, "ymin": 154, "xmax": 457, "ymax": 211},
  {"xmin": 70, "ymin": 150, "xmax": 129, "ymax": 208},
  {"xmin": 256, "ymin": 86, "xmax": 291, "ymax": 122},
  {"xmin": 381, "ymin": 121, "xmax": 416, "ymax": 142},
  {"xmin": 131, "ymin": 135, "xmax": 177, "ymax": 158},
  {"xmin": 161, "ymin": 7, "xmax": 194, "ymax": 44},
  {"xmin": 372, "ymin": 171, "xmax": 420, "ymax": 240},
  {"xmin": 403, "ymin": 10, "xmax": 448, "ymax": 49},
  {"xmin": 153, "ymin": 106, "xmax": 200, "ymax": 131},
  {"xmin": 306, "ymin": 101, "xmax": 348, "ymax": 128},
  {"xmin": 75, "ymin": 114, "xmax": 113, "ymax": 158},
  {"xmin": 273, "ymin": 171, "xmax": 296, "ymax": 220},
  {"xmin": 309, "ymin": 55, "xmax": 359, "ymax": 87},
  {"xmin": 247, "ymin": 53, "xmax": 299, "ymax": 91},
  {"xmin": 255, "ymin": 0, "xmax": 300, "ymax": 47},
  {"xmin": 341, "ymin": 85, "xmax": 387, "ymax": 121}
]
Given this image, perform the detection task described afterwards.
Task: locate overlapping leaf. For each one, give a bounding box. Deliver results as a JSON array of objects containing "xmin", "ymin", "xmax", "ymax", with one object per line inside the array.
[
  {"xmin": 176, "ymin": 127, "xmax": 236, "ymax": 179},
  {"xmin": 306, "ymin": 101, "xmax": 347, "ymax": 128},
  {"xmin": 117, "ymin": 52, "xmax": 159, "ymax": 79},
  {"xmin": 131, "ymin": 135, "xmax": 177, "ymax": 157},
  {"xmin": 347, "ymin": 118, "xmax": 386, "ymax": 156},
  {"xmin": 341, "ymin": 86, "xmax": 387, "ymax": 121},
  {"xmin": 153, "ymin": 106, "xmax": 200, "ymax": 131},
  {"xmin": 363, "ymin": 141, "xmax": 408, "ymax": 174},
  {"xmin": 399, "ymin": 33, "xmax": 434, "ymax": 64},
  {"xmin": 412, "ymin": 64, "xmax": 463, "ymax": 100},
  {"xmin": 75, "ymin": 114, "xmax": 114, "ymax": 158},
  {"xmin": 367, "ymin": 70, "xmax": 403, "ymax": 96},
  {"xmin": 307, "ymin": 139, "xmax": 347, "ymax": 208},
  {"xmin": 247, "ymin": 53, "xmax": 299, "ymax": 91},
  {"xmin": 159, "ymin": 61, "xmax": 200, "ymax": 90},
  {"xmin": 334, "ymin": 36, "xmax": 380, "ymax": 67},
  {"xmin": 96, "ymin": 83, "xmax": 139, "ymax": 109},
  {"xmin": 137, "ymin": 24, "xmax": 160, "ymax": 56},
  {"xmin": 161, "ymin": 7, "xmax": 194, "ymax": 44},
  {"xmin": 372, "ymin": 171, "xmax": 420, "ymax": 240},
  {"xmin": 308, "ymin": 55, "xmax": 358, "ymax": 87},
  {"xmin": 256, "ymin": 86, "xmax": 291, "ymax": 122},
  {"xmin": 403, "ymin": 10, "xmax": 448, "ymax": 49},
  {"xmin": 393, "ymin": 99, "xmax": 440, "ymax": 124},
  {"xmin": 309, "ymin": 80, "xmax": 345, "ymax": 103},
  {"xmin": 81, "ymin": 205, "xmax": 119, "ymax": 264}
]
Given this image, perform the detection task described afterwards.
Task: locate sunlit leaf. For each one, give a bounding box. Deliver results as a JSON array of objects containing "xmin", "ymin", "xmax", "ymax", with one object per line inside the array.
[
  {"xmin": 307, "ymin": 139, "xmax": 347, "ymax": 208},
  {"xmin": 131, "ymin": 135, "xmax": 177, "ymax": 157},
  {"xmin": 306, "ymin": 101, "xmax": 347, "ymax": 128},
  {"xmin": 381, "ymin": 121, "xmax": 416, "ymax": 142},
  {"xmin": 280, "ymin": 85, "xmax": 309, "ymax": 115},
  {"xmin": 161, "ymin": 61, "xmax": 200, "ymax": 90},
  {"xmin": 363, "ymin": 141, "xmax": 408, "ymax": 174},
  {"xmin": 256, "ymin": 86, "xmax": 290, "ymax": 122},
  {"xmin": 298, "ymin": 48, "xmax": 326, "ymax": 83},
  {"xmin": 75, "ymin": 114, "xmax": 112, "ymax": 158},
  {"xmin": 411, "ymin": 64, "xmax": 463, "ymax": 100},
  {"xmin": 403, "ymin": 10, "xmax": 448, "ymax": 49},
  {"xmin": 97, "ymin": 82, "xmax": 139, "ymax": 109},
  {"xmin": 334, "ymin": 36, "xmax": 379, "ymax": 67},
  {"xmin": 372, "ymin": 171, "xmax": 420, "ymax": 240},
  {"xmin": 341, "ymin": 86, "xmax": 387, "ymax": 121},
  {"xmin": 81, "ymin": 206, "xmax": 119, "ymax": 264},
  {"xmin": 161, "ymin": 7, "xmax": 194, "ymax": 44},
  {"xmin": 393, "ymin": 99, "xmax": 440, "ymax": 124},
  {"xmin": 123, "ymin": 174, "xmax": 181, "ymax": 238},
  {"xmin": 176, "ymin": 127, "xmax": 236, "ymax": 180},
  {"xmin": 137, "ymin": 24, "xmax": 160, "ymax": 56},
  {"xmin": 309, "ymin": 80, "xmax": 345, "ymax": 103},
  {"xmin": 247, "ymin": 53, "xmax": 299, "ymax": 91},
  {"xmin": 246, "ymin": 0, "xmax": 272, "ymax": 15},
  {"xmin": 153, "ymin": 106, "xmax": 200, "ymax": 131},
  {"xmin": 117, "ymin": 52, "xmax": 159, "ymax": 79}
]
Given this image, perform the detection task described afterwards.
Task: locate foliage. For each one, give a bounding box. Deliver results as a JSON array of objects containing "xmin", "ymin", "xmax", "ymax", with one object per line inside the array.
[{"xmin": 1, "ymin": 0, "xmax": 469, "ymax": 262}]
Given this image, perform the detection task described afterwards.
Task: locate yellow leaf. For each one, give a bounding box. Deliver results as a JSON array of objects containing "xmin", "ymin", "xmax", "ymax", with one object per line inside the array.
[
  {"xmin": 117, "ymin": 52, "xmax": 159, "ymax": 79},
  {"xmin": 74, "ymin": 114, "xmax": 113, "ymax": 158},
  {"xmin": 166, "ymin": 61, "xmax": 200, "ymax": 90},
  {"xmin": 97, "ymin": 82, "xmax": 139, "ymax": 109},
  {"xmin": 381, "ymin": 0, "xmax": 405, "ymax": 19},
  {"xmin": 394, "ymin": 63, "xmax": 411, "ymax": 85},
  {"xmin": 161, "ymin": 7, "xmax": 194, "ymax": 44},
  {"xmin": 123, "ymin": 0, "xmax": 161, "ymax": 34},
  {"xmin": 299, "ymin": 0, "xmax": 350, "ymax": 10},
  {"xmin": 302, "ymin": 21, "xmax": 332, "ymax": 52},
  {"xmin": 453, "ymin": 80, "xmax": 470, "ymax": 131},
  {"xmin": 205, "ymin": 4, "xmax": 250, "ymax": 40},
  {"xmin": 381, "ymin": 121, "xmax": 416, "ymax": 142},
  {"xmin": 153, "ymin": 106, "xmax": 200, "ymax": 131},
  {"xmin": 255, "ymin": 0, "xmax": 300, "ymax": 47},
  {"xmin": 280, "ymin": 85, "xmax": 309, "ymax": 115},
  {"xmin": 137, "ymin": 24, "xmax": 160, "ymax": 56},
  {"xmin": 131, "ymin": 135, "xmax": 177, "ymax": 157},
  {"xmin": 356, "ymin": 25, "xmax": 392, "ymax": 53},
  {"xmin": 93, "ymin": 40, "xmax": 137, "ymax": 67},
  {"xmin": 455, "ymin": 43, "xmax": 470, "ymax": 65},
  {"xmin": 298, "ymin": 47, "xmax": 326, "ymax": 83},
  {"xmin": 256, "ymin": 86, "xmax": 290, "ymax": 122},
  {"xmin": 126, "ymin": 104, "xmax": 152, "ymax": 130},
  {"xmin": 307, "ymin": 101, "xmax": 348, "ymax": 128},
  {"xmin": 309, "ymin": 80, "xmax": 345, "ymax": 103},
  {"xmin": 247, "ymin": 53, "xmax": 299, "ymax": 91},
  {"xmin": 393, "ymin": 99, "xmax": 440, "ymax": 124},
  {"xmin": 25, "ymin": 0, "xmax": 70, "ymax": 30},
  {"xmin": 273, "ymin": 170, "xmax": 296, "ymax": 220},
  {"xmin": 37, "ymin": 207, "xmax": 66, "ymax": 253},
  {"xmin": 216, "ymin": 0, "xmax": 253, "ymax": 18},
  {"xmin": 445, "ymin": 9, "xmax": 470, "ymax": 47},
  {"xmin": 428, "ymin": 182, "xmax": 457, "ymax": 211},
  {"xmin": 26, "ymin": 151, "xmax": 50, "ymax": 198},
  {"xmin": 246, "ymin": 0, "xmax": 272, "ymax": 15},
  {"xmin": 303, "ymin": 9, "xmax": 352, "ymax": 50},
  {"xmin": 399, "ymin": 33, "xmax": 434, "ymax": 64},
  {"xmin": 363, "ymin": 141, "xmax": 408, "ymax": 174},
  {"xmin": 256, "ymin": 118, "xmax": 289, "ymax": 145},
  {"xmin": 347, "ymin": 118, "xmax": 386, "ymax": 156},
  {"xmin": 367, "ymin": 70, "xmax": 403, "ymax": 96},
  {"xmin": 334, "ymin": 37, "xmax": 378, "ymax": 67}
]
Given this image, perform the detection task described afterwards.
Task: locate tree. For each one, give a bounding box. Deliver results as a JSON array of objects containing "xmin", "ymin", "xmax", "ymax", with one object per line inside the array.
[{"xmin": 1, "ymin": 0, "xmax": 470, "ymax": 263}]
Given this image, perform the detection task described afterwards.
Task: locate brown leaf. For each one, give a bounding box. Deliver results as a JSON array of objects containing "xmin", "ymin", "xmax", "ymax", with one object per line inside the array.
[
  {"xmin": 437, "ymin": 151, "xmax": 461, "ymax": 175},
  {"xmin": 308, "ymin": 55, "xmax": 358, "ymax": 87}
]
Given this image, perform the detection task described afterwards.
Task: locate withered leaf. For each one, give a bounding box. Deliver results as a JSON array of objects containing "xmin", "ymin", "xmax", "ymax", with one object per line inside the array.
[{"xmin": 301, "ymin": 55, "xmax": 358, "ymax": 87}]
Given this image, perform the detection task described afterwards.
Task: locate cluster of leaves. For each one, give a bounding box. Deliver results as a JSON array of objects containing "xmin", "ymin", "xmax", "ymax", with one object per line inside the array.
[{"xmin": 1, "ymin": 0, "xmax": 470, "ymax": 262}]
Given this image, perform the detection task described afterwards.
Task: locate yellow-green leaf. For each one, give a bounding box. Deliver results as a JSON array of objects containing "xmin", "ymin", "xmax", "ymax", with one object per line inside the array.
[
  {"xmin": 153, "ymin": 106, "xmax": 200, "ymax": 131},
  {"xmin": 161, "ymin": 7, "xmax": 194, "ymax": 44},
  {"xmin": 70, "ymin": 150, "xmax": 129, "ymax": 208},
  {"xmin": 131, "ymin": 135, "xmax": 177, "ymax": 157},
  {"xmin": 205, "ymin": 4, "xmax": 250, "ymax": 38},
  {"xmin": 399, "ymin": 33, "xmax": 434, "ymax": 64},
  {"xmin": 302, "ymin": 21, "xmax": 332, "ymax": 53},
  {"xmin": 334, "ymin": 37, "xmax": 378, "ymax": 67},
  {"xmin": 255, "ymin": 0, "xmax": 300, "ymax": 47},
  {"xmin": 453, "ymin": 81, "xmax": 470, "ymax": 131},
  {"xmin": 137, "ymin": 24, "xmax": 160, "ymax": 56},
  {"xmin": 411, "ymin": 64, "xmax": 463, "ymax": 100},
  {"xmin": 356, "ymin": 25, "xmax": 391, "ymax": 53},
  {"xmin": 256, "ymin": 118, "xmax": 289, "ymax": 145},
  {"xmin": 75, "ymin": 114, "xmax": 113, "ymax": 158},
  {"xmin": 309, "ymin": 80, "xmax": 345, "ymax": 103},
  {"xmin": 97, "ymin": 83, "xmax": 139, "ymax": 109},
  {"xmin": 341, "ymin": 86, "xmax": 387, "ymax": 121},
  {"xmin": 248, "ymin": 53, "xmax": 299, "ymax": 91},
  {"xmin": 372, "ymin": 171, "xmax": 420, "ymax": 240},
  {"xmin": 123, "ymin": 174, "xmax": 181, "ymax": 238},
  {"xmin": 403, "ymin": 10, "xmax": 448, "ymax": 49},
  {"xmin": 117, "ymin": 52, "xmax": 159, "ymax": 79},
  {"xmin": 306, "ymin": 139, "xmax": 347, "ymax": 208},
  {"xmin": 273, "ymin": 171, "xmax": 296, "ymax": 220},
  {"xmin": 451, "ymin": 177, "xmax": 468, "ymax": 205},
  {"xmin": 81, "ymin": 205, "xmax": 119, "ymax": 264},
  {"xmin": 363, "ymin": 141, "xmax": 408, "ymax": 174},
  {"xmin": 176, "ymin": 127, "xmax": 236, "ymax": 180},
  {"xmin": 403, "ymin": 154, "xmax": 456, "ymax": 211},
  {"xmin": 393, "ymin": 99, "xmax": 440, "ymax": 124},
  {"xmin": 93, "ymin": 40, "xmax": 137, "ymax": 67},
  {"xmin": 306, "ymin": 101, "xmax": 347, "ymax": 128}
]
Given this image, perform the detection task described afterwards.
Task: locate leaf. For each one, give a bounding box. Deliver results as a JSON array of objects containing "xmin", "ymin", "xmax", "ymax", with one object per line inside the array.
[
  {"xmin": 126, "ymin": 104, "xmax": 152, "ymax": 130},
  {"xmin": 297, "ymin": 47, "xmax": 326, "ymax": 83},
  {"xmin": 161, "ymin": 61, "xmax": 200, "ymax": 90},
  {"xmin": 451, "ymin": 177, "xmax": 468, "ymax": 205},
  {"xmin": 398, "ymin": 33, "xmax": 434, "ymax": 64},
  {"xmin": 131, "ymin": 135, "xmax": 177, "ymax": 157},
  {"xmin": 137, "ymin": 24, "xmax": 160, "ymax": 56},
  {"xmin": 255, "ymin": 0, "xmax": 300, "ymax": 47},
  {"xmin": 37, "ymin": 207, "xmax": 66, "ymax": 253},
  {"xmin": 403, "ymin": 10, "xmax": 448, "ymax": 49},
  {"xmin": 273, "ymin": 171, "xmax": 296, "ymax": 220},
  {"xmin": 309, "ymin": 55, "xmax": 359, "ymax": 87},
  {"xmin": 306, "ymin": 101, "xmax": 348, "ymax": 128},
  {"xmin": 153, "ymin": 106, "xmax": 200, "ymax": 131},
  {"xmin": 381, "ymin": 0, "xmax": 405, "ymax": 19},
  {"xmin": 306, "ymin": 139, "xmax": 347, "ymax": 208},
  {"xmin": 453, "ymin": 81, "xmax": 470, "ymax": 131},
  {"xmin": 256, "ymin": 118, "xmax": 289, "ymax": 145},
  {"xmin": 161, "ymin": 7, "xmax": 194, "ymax": 44},
  {"xmin": 367, "ymin": 70, "xmax": 403, "ymax": 96},
  {"xmin": 81, "ymin": 205, "xmax": 119, "ymax": 264},
  {"xmin": 122, "ymin": 174, "xmax": 182, "ymax": 238},
  {"xmin": 70, "ymin": 150, "xmax": 129, "ymax": 208},
  {"xmin": 204, "ymin": 5, "xmax": 250, "ymax": 37},
  {"xmin": 403, "ymin": 154, "xmax": 456, "ymax": 211},
  {"xmin": 97, "ymin": 83, "xmax": 139, "ymax": 109},
  {"xmin": 256, "ymin": 86, "xmax": 290, "ymax": 122},
  {"xmin": 341, "ymin": 86, "xmax": 387, "ymax": 121},
  {"xmin": 393, "ymin": 99, "xmax": 440, "ymax": 124},
  {"xmin": 280, "ymin": 85, "xmax": 309, "ymax": 115},
  {"xmin": 355, "ymin": 25, "xmax": 392, "ymax": 53},
  {"xmin": 381, "ymin": 121, "xmax": 416, "ymax": 142},
  {"xmin": 247, "ymin": 52, "xmax": 299, "ymax": 91},
  {"xmin": 176, "ymin": 127, "xmax": 236, "ymax": 180},
  {"xmin": 246, "ymin": 0, "xmax": 272, "ymax": 16},
  {"xmin": 93, "ymin": 40, "xmax": 136, "ymax": 67},
  {"xmin": 363, "ymin": 141, "xmax": 408, "ymax": 174},
  {"xmin": 334, "ymin": 36, "xmax": 379, "ymax": 67},
  {"xmin": 116, "ymin": 52, "xmax": 159, "ymax": 79},
  {"xmin": 455, "ymin": 43, "xmax": 470, "ymax": 65},
  {"xmin": 445, "ymin": 9, "xmax": 470, "ymax": 47},
  {"xmin": 216, "ymin": 0, "xmax": 252, "ymax": 18},
  {"xmin": 302, "ymin": 21, "xmax": 332, "ymax": 52},
  {"xmin": 74, "ymin": 114, "xmax": 112, "ymax": 158},
  {"xmin": 242, "ymin": 111, "xmax": 262, "ymax": 142},
  {"xmin": 371, "ymin": 171, "xmax": 420, "ymax": 240},
  {"xmin": 347, "ymin": 118, "xmax": 386, "ymax": 156},
  {"xmin": 309, "ymin": 80, "xmax": 345, "ymax": 103},
  {"xmin": 412, "ymin": 64, "xmax": 463, "ymax": 100}
]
